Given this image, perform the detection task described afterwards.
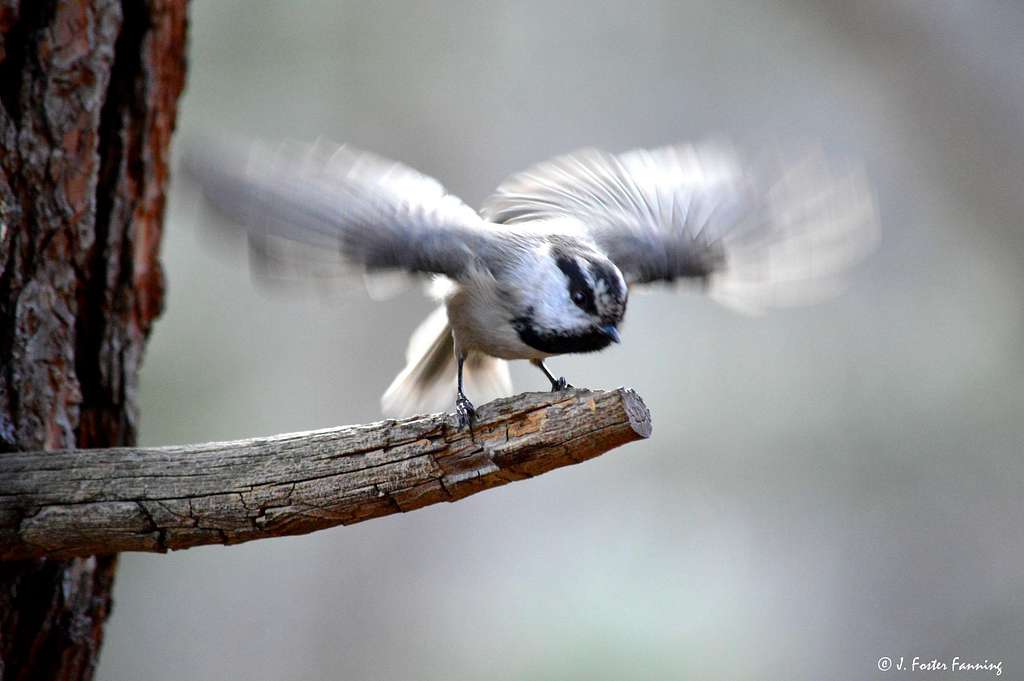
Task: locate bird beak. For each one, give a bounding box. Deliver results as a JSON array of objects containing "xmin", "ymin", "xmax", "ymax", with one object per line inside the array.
[{"xmin": 599, "ymin": 324, "xmax": 621, "ymax": 343}]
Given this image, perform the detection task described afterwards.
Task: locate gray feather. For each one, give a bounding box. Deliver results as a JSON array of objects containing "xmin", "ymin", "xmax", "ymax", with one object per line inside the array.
[
  {"xmin": 482, "ymin": 142, "xmax": 878, "ymax": 311},
  {"xmin": 183, "ymin": 138, "xmax": 507, "ymax": 281}
]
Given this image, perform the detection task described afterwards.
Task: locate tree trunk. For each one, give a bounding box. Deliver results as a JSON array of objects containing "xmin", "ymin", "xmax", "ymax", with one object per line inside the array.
[{"xmin": 0, "ymin": 1, "xmax": 187, "ymax": 679}]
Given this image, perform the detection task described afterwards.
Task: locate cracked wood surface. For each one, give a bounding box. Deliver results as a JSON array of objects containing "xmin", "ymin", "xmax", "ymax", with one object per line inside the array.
[{"xmin": 0, "ymin": 388, "xmax": 651, "ymax": 560}]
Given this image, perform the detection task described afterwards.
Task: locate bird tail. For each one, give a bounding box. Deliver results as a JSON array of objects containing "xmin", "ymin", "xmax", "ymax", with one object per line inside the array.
[{"xmin": 381, "ymin": 305, "xmax": 513, "ymax": 418}]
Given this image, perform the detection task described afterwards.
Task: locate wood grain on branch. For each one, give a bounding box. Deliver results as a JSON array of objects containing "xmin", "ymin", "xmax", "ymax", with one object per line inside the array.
[{"xmin": 0, "ymin": 388, "xmax": 651, "ymax": 560}]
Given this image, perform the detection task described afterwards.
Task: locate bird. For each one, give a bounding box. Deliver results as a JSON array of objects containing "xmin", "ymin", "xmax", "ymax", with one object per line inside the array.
[{"xmin": 184, "ymin": 138, "xmax": 878, "ymax": 427}]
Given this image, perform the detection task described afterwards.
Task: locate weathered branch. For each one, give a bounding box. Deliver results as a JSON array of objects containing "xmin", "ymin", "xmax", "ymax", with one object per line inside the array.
[{"xmin": 0, "ymin": 388, "xmax": 651, "ymax": 560}]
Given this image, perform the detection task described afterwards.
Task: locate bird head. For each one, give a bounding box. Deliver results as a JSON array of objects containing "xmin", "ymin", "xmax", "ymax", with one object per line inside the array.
[{"xmin": 511, "ymin": 242, "xmax": 628, "ymax": 355}]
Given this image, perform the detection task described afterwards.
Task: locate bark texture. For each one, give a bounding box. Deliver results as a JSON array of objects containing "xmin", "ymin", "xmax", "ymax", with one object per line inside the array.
[
  {"xmin": 0, "ymin": 388, "xmax": 651, "ymax": 560},
  {"xmin": 0, "ymin": 1, "xmax": 186, "ymax": 679}
]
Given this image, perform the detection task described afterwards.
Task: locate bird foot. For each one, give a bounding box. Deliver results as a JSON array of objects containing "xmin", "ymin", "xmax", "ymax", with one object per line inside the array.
[
  {"xmin": 550, "ymin": 377, "xmax": 573, "ymax": 392},
  {"xmin": 455, "ymin": 394, "xmax": 476, "ymax": 430}
]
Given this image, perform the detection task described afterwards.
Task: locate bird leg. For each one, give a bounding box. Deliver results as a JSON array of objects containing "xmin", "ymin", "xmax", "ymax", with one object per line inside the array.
[
  {"xmin": 455, "ymin": 352, "xmax": 476, "ymax": 429},
  {"xmin": 531, "ymin": 359, "xmax": 573, "ymax": 392}
]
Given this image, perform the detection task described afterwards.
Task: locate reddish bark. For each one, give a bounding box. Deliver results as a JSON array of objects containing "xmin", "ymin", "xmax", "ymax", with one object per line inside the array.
[{"xmin": 0, "ymin": 1, "xmax": 187, "ymax": 678}]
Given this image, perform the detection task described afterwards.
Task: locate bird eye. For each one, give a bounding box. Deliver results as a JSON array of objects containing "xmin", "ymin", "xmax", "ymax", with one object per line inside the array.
[{"xmin": 572, "ymin": 290, "xmax": 585, "ymax": 303}]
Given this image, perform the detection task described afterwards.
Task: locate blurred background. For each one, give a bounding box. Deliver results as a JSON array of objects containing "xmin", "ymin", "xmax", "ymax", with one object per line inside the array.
[{"xmin": 97, "ymin": 1, "xmax": 1023, "ymax": 679}]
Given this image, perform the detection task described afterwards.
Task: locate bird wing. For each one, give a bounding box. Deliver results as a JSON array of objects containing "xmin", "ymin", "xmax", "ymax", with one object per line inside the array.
[
  {"xmin": 184, "ymin": 138, "xmax": 507, "ymax": 284},
  {"xmin": 481, "ymin": 142, "xmax": 879, "ymax": 313}
]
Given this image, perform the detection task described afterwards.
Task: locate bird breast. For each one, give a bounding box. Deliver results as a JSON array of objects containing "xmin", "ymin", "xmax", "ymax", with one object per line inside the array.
[{"xmin": 444, "ymin": 278, "xmax": 551, "ymax": 361}]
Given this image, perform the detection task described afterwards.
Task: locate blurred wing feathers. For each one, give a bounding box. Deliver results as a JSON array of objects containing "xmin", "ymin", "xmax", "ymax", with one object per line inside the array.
[
  {"xmin": 483, "ymin": 142, "xmax": 878, "ymax": 312},
  {"xmin": 184, "ymin": 138, "xmax": 500, "ymax": 282}
]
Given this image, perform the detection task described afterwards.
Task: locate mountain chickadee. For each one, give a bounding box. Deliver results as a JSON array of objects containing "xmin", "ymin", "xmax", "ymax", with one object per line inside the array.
[{"xmin": 186, "ymin": 139, "xmax": 877, "ymax": 427}]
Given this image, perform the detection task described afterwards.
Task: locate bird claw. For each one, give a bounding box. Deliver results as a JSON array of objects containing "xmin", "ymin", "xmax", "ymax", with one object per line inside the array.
[
  {"xmin": 455, "ymin": 394, "xmax": 476, "ymax": 430},
  {"xmin": 551, "ymin": 376, "xmax": 573, "ymax": 392}
]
